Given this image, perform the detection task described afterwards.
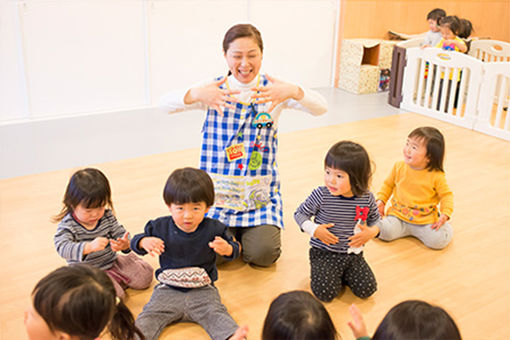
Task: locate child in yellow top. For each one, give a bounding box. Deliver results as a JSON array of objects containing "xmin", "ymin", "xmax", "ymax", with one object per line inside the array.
[
  {"xmin": 435, "ymin": 16, "xmax": 467, "ymax": 53},
  {"xmin": 376, "ymin": 127, "xmax": 453, "ymax": 249}
]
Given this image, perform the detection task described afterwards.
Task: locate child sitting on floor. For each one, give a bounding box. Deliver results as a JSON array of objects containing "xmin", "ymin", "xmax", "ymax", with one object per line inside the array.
[
  {"xmin": 53, "ymin": 168, "xmax": 153, "ymax": 299},
  {"xmin": 295, "ymin": 141, "xmax": 381, "ymax": 302},
  {"xmin": 131, "ymin": 167, "xmax": 244, "ymax": 340},
  {"xmin": 377, "ymin": 127, "xmax": 454, "ymax": 250}
]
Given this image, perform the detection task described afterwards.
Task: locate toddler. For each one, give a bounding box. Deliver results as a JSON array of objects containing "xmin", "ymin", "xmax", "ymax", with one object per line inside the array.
[
  {"xmin": 131, "ymin": 167, "xmax": 243, "ymax": 340},
  {"xmin": 435, "ymin": 15, "xmax": 467, "ymax": 53},
  {"xmin": 262, "ymin": 290, "xmax": 338, "ymax": 340},
  {"xmin": 53, "ymin": 168, "xmax": 153, "ymax": 299},
  {"xmin": 377, "ymin": 127, "xmax": 454, "ymax": 249},
  {"xmin": 421, "ymin": 8, "xmax": 446, "ymax": 47},
  {"xmin": 25, "ymin": 264, "xmax": 144, "ymax": 340},
  {"xmin": 295, "ymin": 141, "xmax": 381, "ymax": 302},
  {"xmin": 348, "ymin": 300, "xmax": 461, "ymax": 340}
]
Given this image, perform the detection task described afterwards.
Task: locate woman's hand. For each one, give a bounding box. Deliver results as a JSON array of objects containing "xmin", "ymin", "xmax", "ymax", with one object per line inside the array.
[
  {"xmin": 251, "ymin": 74, "xmax": 304, "ymax": 113},
  {"xmin": 185, "ymin": 77, "xmax": 240, "ymax": 115}
]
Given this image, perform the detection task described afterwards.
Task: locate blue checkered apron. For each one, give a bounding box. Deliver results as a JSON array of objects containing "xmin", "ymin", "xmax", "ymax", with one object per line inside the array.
[{"xmin": 199, "ymin": 74, "xmax": 283, "ymax": 229}]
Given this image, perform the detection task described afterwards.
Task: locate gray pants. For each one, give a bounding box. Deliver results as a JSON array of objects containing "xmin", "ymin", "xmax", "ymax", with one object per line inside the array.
[
  {"xmin": 379, "ymin": 215, "xmax": 453, "ymax": 249},
  {"xmin": 135, "ymin": 284, "xmax": 238, "ymax": 340},
  {"xmin": 217, "ymin": 224, "xmax": 281, "ymax": 267}
]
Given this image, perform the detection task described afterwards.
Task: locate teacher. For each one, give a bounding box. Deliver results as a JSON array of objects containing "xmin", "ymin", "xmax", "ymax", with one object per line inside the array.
[{"xmin": 159, "ymin": 24, "xmax": 327, "ymax": 267}]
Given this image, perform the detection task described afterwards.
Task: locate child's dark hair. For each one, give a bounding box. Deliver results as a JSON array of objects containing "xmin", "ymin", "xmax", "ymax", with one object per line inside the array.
[
  {"xmin": 53, "ymin": 168, "xmax": 113, "ymax": 222},
  {"xmin": 262, "ymin": 290, "xmax": 337, "ymax": 340},
  {"xmin": 408, "ymin": 127, "xmax": 445, "ymax": 172},
  {"xmin": 325, "ymin": 141, "xmax": 372, "ymax": 196},
  {"xmin": 163, "ymin": 167, "xmax": 215, "ymax": 206},
  {"xmin": 32, "ymin": 265, "xmax": 145, "ymax": 340},
  {"xmin": 223, "ymin": 23, "xmax": 263, "ymax": 54},
  {"xmin": 372, "ymin": 300, "xmax": 461, "ymax": 340},
  {"xmin": 427, "ymin": 8, "xmax": 446, "ymax": 22},
  {"xmin": 458, "ymin": 18, "xmax": 473, "ymax": 39},
  {"xmin": 439, "ymin": 15, "xmax": 462, "ymax": 36}
]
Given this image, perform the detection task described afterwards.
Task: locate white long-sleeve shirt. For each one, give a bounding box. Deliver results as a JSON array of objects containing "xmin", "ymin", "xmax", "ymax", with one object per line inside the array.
[{"xmin": 158, "ymin": 73, "xmax": 328, "ymax": 126}]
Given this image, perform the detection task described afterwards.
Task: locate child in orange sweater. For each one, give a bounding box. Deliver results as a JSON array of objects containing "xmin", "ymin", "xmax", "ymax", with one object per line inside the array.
[{"xmin": 376, "ymin": 127, "xmax": 453, "ymax": 249}]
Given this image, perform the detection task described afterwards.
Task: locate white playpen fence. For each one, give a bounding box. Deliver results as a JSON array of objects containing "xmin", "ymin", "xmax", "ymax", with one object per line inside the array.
[{"xmin": 399, "ymin": 40, "xmax": 510, "ymax": 141}]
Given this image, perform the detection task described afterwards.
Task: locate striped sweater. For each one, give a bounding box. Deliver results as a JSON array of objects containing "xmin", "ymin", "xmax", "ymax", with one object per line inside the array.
[
  {"xmin": 294, "ymin": 186, "xmax": 380, "ymax": 254},
  {"xmin": 54, "ymin": 209, "xmax": 129, "ymax": 270}
]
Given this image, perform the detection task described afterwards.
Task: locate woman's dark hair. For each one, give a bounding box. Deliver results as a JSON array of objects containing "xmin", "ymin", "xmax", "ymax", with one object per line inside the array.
[
  {"xmin": 458, "ymin": 18, "xmax": 473, "ymax": 39},
  {"xmin": 408, "ymin": 126, "xmax": 445, "ymax": 172},
  {"xmin": 427, "ymin": 8, "xmax": 446, "ymax": 22},
  {"xmin": 262, "ymin": 290, "xmax": 337, "ymax": 340},
  {"xmin": 32, "ymin": 265, "xmax": 144, "ymax": 340},
  {"xmin": 372, "ymin": 300, "xmax": 461, "ymax": 340},
  {"xmin": 325, "ymin": 141, "xmax": 373, "ymax": 197},
  {"xmin": 439, "ymin": 15, "xmax": 462, "ymax": 36},
  {"xmin": 163, "ymin": 167, "xmax": 215, "ymax": 207},
  {"xmin": 223, "ymin": 23, "xmax": 263, "ymax": 54},
  {"xmin": 53, "ymin": 168, "xmax": 113, "ymax": 222}
]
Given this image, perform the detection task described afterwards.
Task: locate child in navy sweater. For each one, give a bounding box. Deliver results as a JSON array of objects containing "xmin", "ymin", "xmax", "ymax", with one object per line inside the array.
[{"xmin": 131, "ymin": 167, "xmax": 243, "ymax": 340}]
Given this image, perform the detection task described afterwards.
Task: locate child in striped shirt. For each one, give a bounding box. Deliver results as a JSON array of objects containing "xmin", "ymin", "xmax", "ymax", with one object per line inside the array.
[
  {"xmin": 294, "ymin": 141, "xmax": 381, "ymax": 302},
  {"xmin": 53, "ymin": 168, "xmax": 153, "ymax": 299}
]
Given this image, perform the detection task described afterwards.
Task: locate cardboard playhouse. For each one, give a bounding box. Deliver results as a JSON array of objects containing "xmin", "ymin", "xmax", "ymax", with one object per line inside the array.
[{"xmin": 338, "ymin": 39, "xmax": 397, "ymax": 94}]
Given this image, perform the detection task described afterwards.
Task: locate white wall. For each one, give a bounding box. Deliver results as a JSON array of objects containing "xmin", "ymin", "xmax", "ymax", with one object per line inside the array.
[{"xmin": 0, "ymin": 0, "xmax": 338, "ymax": 178}]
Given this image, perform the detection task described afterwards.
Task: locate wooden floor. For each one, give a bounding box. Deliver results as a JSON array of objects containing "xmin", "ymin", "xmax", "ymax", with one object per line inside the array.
[{"xmin": 1, "ymin": 113, "xmax": 509, "ymax": 339}]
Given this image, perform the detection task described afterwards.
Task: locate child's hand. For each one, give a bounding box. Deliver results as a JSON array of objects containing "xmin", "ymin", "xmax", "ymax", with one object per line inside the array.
[
  {"xmin": 209, "ymin": 236, "xmax": 233, "ymax": 256},
  {"xmin": 347, "ymin": 304, "xmax": 369, "ymax": 339},
  {"xmin": 251, "ymin": 74, "xmax": 304, "ymax": 113},
  {"xmin": 110, "ymin": 232, "xmax": 130, "ymax": 252},
  {"xmin": 187, "ymin": 78, "xmax": 240, "ymax": 115},
  {"xmin": 229, "ymin": 325, "xmax": 249, "ymax": 340},
  {"xmin": 421, "ymin": 44, "xmax": 431, "ymax": 49},
  {"xmin": 376, "ymin": 200, "xmax": 385, "ymax": 217},
  {"xmin": 139, "ymin": 237, "xmax": 165, "ymax": 257},
  {"xmin": 84, "ymin": 237, "xmax": 109, "ymax": 254},
  {"xmin": 313, "ymin": 223, "xmax": 339, "ymax": 245},
  {"xmin": 348, "ymin": 223, "xmax": 379, "ymax": 247},
  {"xmin": 431, "ymin": 214, "xmax": 449, "ymax": 230}
]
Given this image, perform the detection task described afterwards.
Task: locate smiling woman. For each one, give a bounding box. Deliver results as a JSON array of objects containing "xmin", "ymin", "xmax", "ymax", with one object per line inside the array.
[{"xmin": 158, "ymin": 23, "xmax": 328, "ymax": 267}]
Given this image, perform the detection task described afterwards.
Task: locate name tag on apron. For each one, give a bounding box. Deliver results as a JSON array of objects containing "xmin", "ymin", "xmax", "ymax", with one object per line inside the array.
[{"xmin": 225, "ymin": 143, "xmax": 246, "ymax": 162}]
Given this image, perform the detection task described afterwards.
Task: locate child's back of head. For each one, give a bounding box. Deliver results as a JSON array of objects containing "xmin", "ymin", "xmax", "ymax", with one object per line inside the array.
[
  {"xmin": 262, "ymin": 290, "xmax": 337, "ymax": 340},
  {"xmin": 28, "ymin": 265, "xmax": 144, "ymax": 340},
  {"xmin": 372, "ymin": 300, "xmax": 461, "ymax": 340},
  {"xmin": 458, "ymin": 18, "xmax": 473, "ymax": 39}
]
